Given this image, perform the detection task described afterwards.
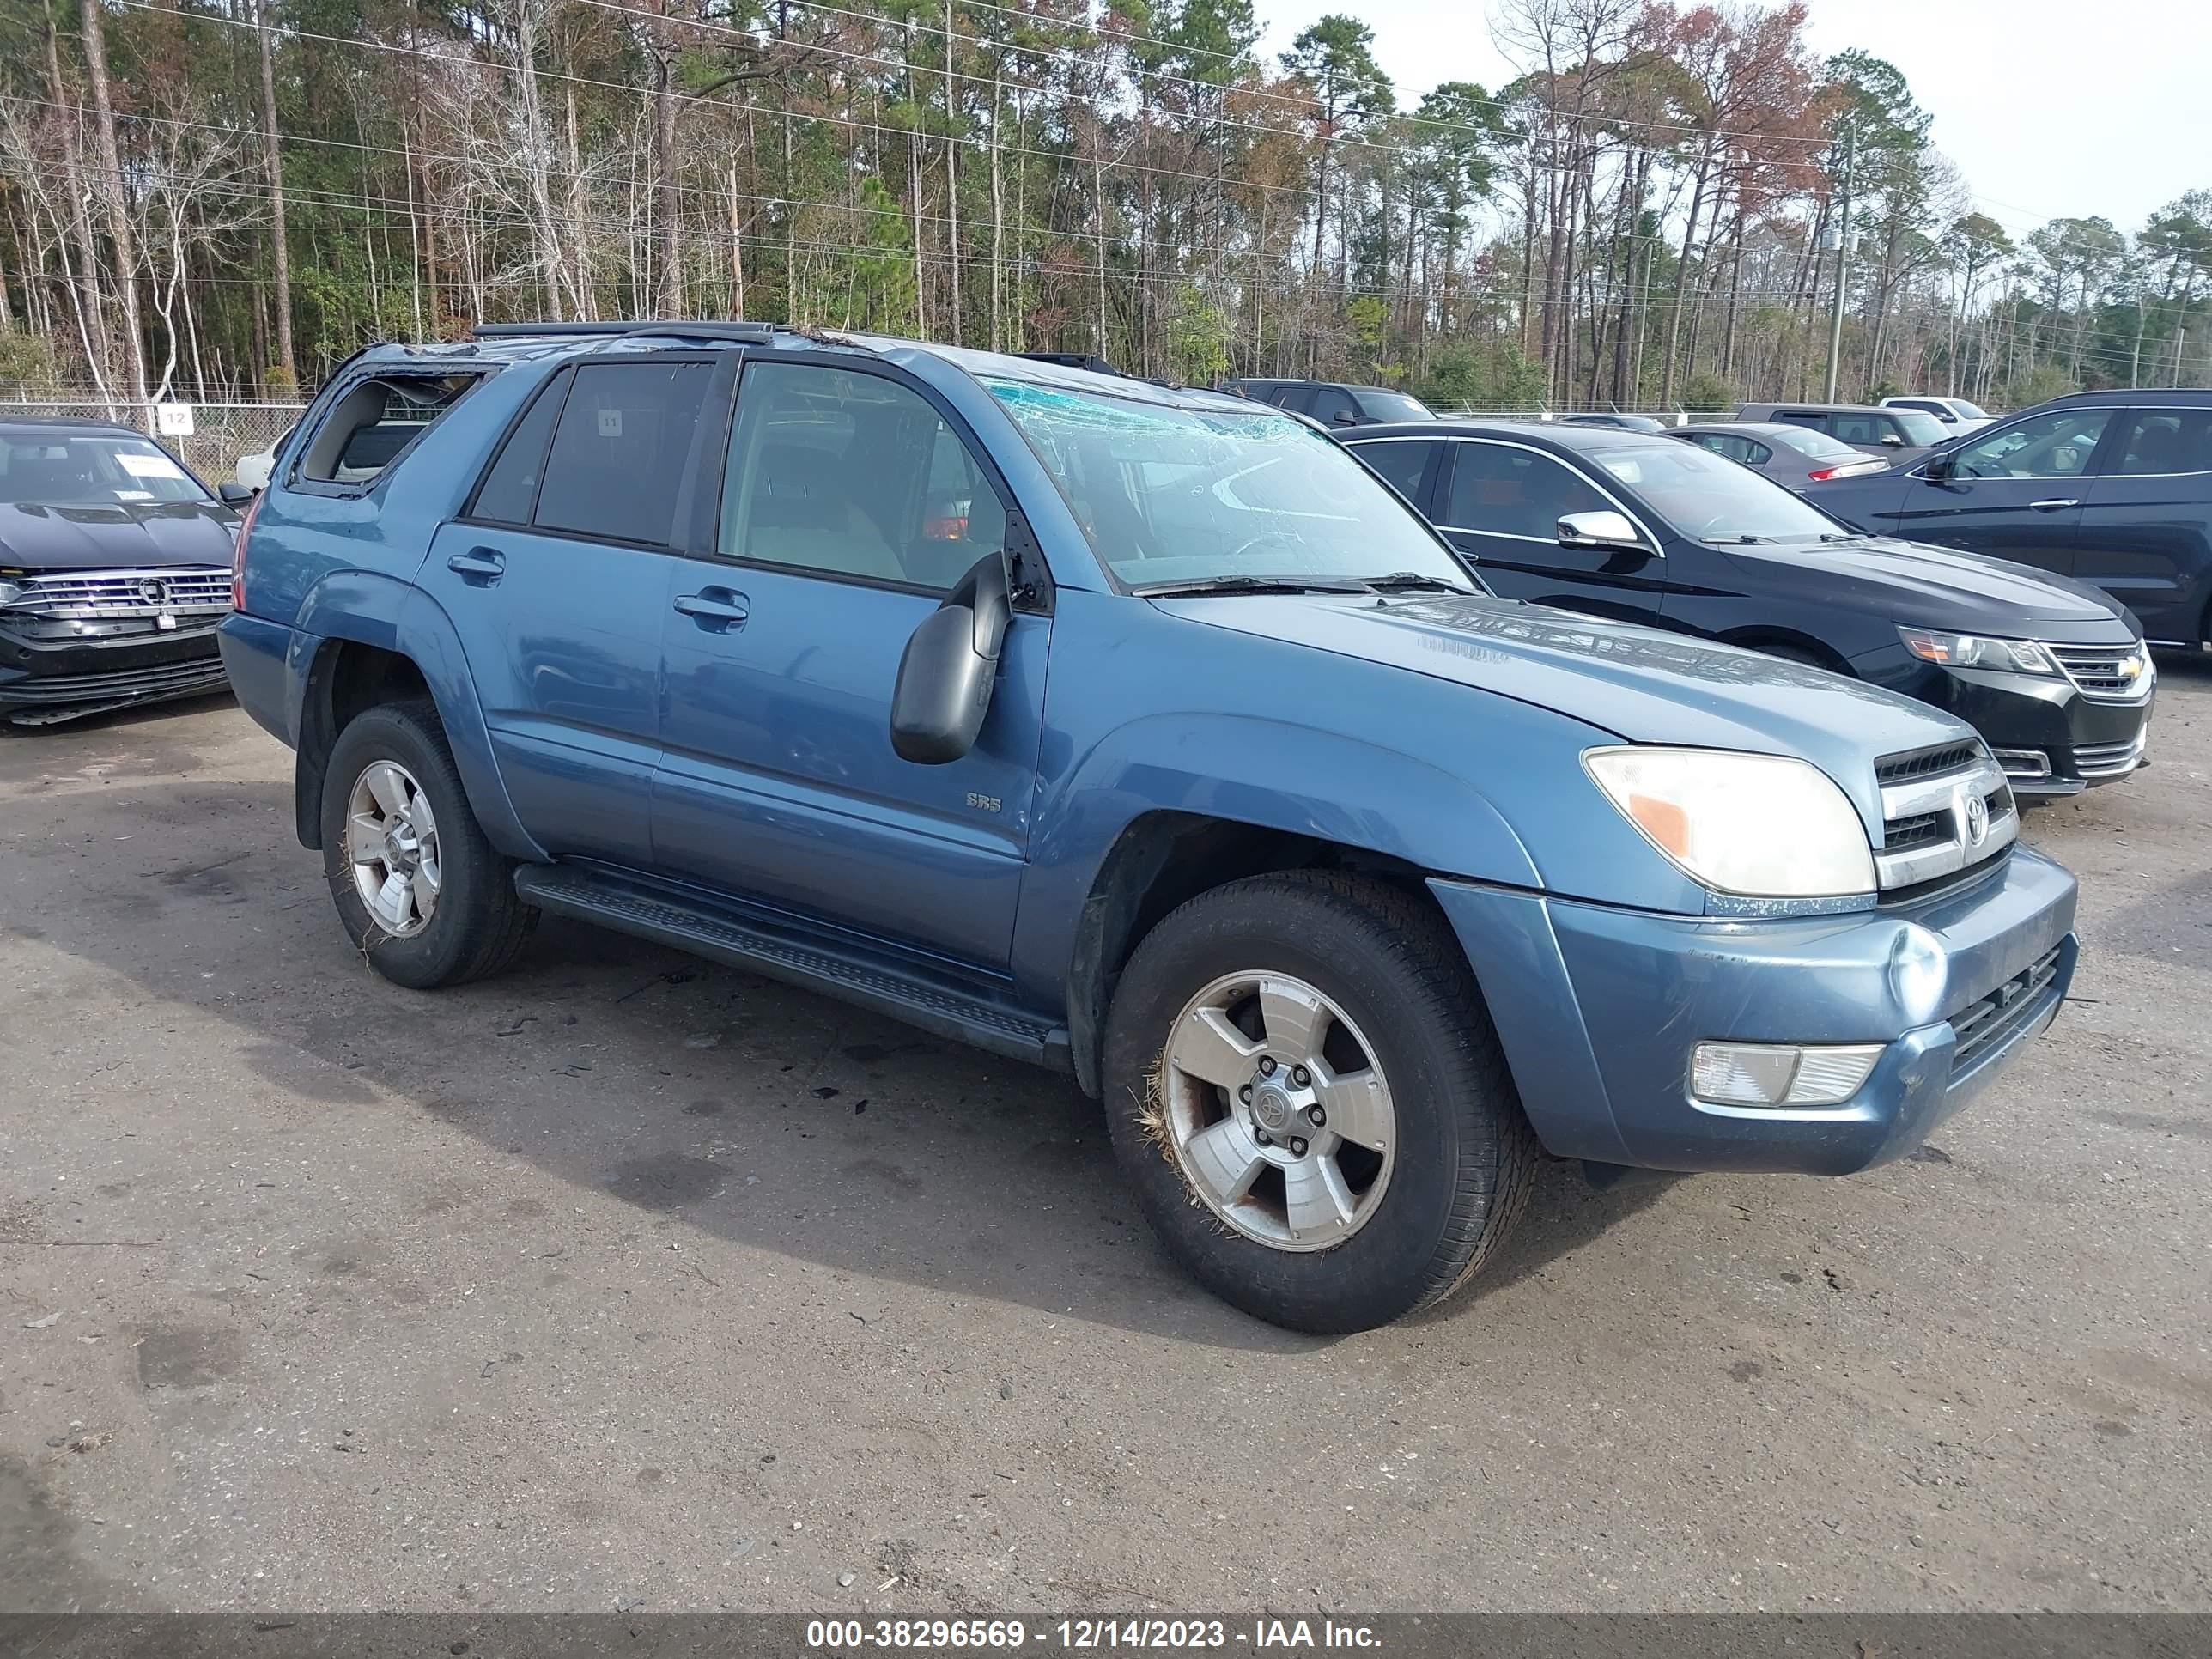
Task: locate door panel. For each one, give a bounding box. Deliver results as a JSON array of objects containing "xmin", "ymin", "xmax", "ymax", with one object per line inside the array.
[
  {"xmin": 414, "ymin": 360, "xmax": 716, "ymax": 867},
  {"xmin": 1882, "ymin": 479, "xmax": 2085, "ymax": 576},
  {"xmin": 651, "ymin": 356, "xmax": 1045, "ymax": 969},
  {"xmin": 1435, "ymin": 440, "xmax": 1668, "ymax": 624},
  {"xmin": 422, "ymin": 521, "xmax": 665, "ymax": 866},
  {"xmin": 2073, "ymin": 408, "xmax": 2212, "ymax": 641},
  {"xmin": 1880, "ymin": 406, "xmax": 2118, "ymax": 578}
]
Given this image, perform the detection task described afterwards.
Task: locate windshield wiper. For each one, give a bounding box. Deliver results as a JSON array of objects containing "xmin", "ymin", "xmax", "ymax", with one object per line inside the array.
[
  {"xmin": 1358, "ymin": 572, "xmax": 1468, "ymax": 593},
  {"xmin": 1134, "ymin": 575, "xmax": 1368, "ymax": 597}
]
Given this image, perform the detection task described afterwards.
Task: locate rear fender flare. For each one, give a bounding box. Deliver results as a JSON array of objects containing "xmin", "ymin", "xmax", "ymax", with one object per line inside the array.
[{"xmin": 291, "ymin": 572, "xmax": 545, "ymax": 863}]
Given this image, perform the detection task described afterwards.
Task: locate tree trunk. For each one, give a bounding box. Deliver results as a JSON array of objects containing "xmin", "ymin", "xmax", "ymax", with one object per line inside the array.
[
  {"xmin": 249, "ymin": 0, "xmax": 292, "ymax": 386},
  {"xmin": 943, "ymin": 1, "xmax": 960, "ymax": 346},
  {"xmin": 79, "ymin": 0, "xmax": 149, "ymax": 413}
]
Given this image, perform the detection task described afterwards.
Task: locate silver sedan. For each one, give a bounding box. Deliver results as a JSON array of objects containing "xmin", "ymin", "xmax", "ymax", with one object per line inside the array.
[{"xmin": 1670, "ymin": 421, "xmax": 1896, "ymax": 489}]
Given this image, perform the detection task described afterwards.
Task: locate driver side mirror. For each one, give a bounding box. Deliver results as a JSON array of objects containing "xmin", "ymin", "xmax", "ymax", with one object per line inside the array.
[
  {"xmin": 1922, "ymin": 453, "xmax": 1954, "ymax": 481},
  {"xmin": 890, "ymin": 553, "xmax": 1010, "ymax": 764},
  {"xmin": 1557, "ymin": 509, "xmax": 1644, "ymax": 551},
  {"xmin": 218, "ymin": 480, "xmax": 258, "ymax": 506},
  {"xmin": 1330, "ymin": 409, "xmax": 1360, "ymax": 427},
  {"xmin": 1881, "ymin": 433, "xmax": 1905, "ymax": 447}
]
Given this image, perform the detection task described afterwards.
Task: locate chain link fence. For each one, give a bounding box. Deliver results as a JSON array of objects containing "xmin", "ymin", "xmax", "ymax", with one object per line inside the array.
[{"xmin": 0, "ymin": 400, "xmax": 305, "ymax": 484}]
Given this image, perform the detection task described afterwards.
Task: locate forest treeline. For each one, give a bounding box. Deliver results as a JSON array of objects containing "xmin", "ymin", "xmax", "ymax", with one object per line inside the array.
[{"xmin": 3, "ymin": 0, "xmax": 2209, "ymax": 411}]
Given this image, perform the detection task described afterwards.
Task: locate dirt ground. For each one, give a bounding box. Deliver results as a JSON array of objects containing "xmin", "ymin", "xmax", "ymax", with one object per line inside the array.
[{"xmin": 2, "ymin": 662, "xmax": 2207, "ymax": 1615}]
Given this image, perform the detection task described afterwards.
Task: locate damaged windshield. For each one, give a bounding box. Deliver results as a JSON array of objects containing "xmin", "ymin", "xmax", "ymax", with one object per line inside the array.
[{"xmin": 985, "ymin": 380, "xmax": 1471, "ymax": 592}]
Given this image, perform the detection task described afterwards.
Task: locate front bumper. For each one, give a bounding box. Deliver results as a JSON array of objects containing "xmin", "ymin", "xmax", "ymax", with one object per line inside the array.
[
  {"xmin": 0, "ymin": 617, "xmax": 231, "ymax": 725},
  {"xmin": 1859, "ymin": 653, "xmax": 2153, "ymax": 796},
  {"xmin": 1432, "ymin": 847, "xmax": 2078, "ymax": 1176}
]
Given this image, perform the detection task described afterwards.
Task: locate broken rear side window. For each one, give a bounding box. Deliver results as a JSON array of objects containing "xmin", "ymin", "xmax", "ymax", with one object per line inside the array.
[{"xmin": 295, "ymin": 374, "xmax": 482, "ymax": 487}]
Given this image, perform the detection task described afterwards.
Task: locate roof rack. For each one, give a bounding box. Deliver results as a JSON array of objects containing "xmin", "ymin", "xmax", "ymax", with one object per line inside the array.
[{"xmin": 470, "ymin": 319, "xmax": 781, "ymax": 343}]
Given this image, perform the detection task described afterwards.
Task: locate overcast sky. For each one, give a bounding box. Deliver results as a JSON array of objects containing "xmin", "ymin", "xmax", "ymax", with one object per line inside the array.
[{"xmin": 1245, "ymin": 0, "xmax": 2209, "ymax": 240}]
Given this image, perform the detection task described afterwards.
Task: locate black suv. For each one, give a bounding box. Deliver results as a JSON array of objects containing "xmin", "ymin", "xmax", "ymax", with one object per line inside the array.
[
  {"xmin": 1219, "ymin": 379, "xmax": 1434, "ymax": 428},
  {"xmin": 1342, "ymin": 420, "xmax": 2154, "ymax": 798},
  {"xmin": 1803, "ymin": 390, "xmax": 2212, "ymax": 649}
]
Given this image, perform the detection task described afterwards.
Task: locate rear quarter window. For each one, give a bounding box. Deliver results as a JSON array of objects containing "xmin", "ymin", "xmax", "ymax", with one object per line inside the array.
[{"xmin": 293, "ymin": 373, "xmax": 482, "ymax": 489}]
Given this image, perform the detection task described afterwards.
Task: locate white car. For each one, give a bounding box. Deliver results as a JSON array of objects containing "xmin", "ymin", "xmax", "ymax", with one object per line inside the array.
[{"xmin": 1879, "ymin": 395, "xmax": 1994, "ymax": 435}]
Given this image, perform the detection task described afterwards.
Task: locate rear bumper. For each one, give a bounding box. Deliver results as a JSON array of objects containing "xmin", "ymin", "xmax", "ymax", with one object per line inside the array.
[
  {"xmin": 1433, "ymin": 847, "xmax": 2078, "ymax": 1175},
  {"xmin": 0, "ymin": 620, "xmax": 230, "ymax": 724},
  {"xmin": 216, "ymin": 611, "xmax": 300, "ymax": 745}
]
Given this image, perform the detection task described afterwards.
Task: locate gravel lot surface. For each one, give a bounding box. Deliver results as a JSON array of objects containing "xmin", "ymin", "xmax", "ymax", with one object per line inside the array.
[{"xmin": 2, "ymin": 663, "xmax": 2207, "ymax": 1614}]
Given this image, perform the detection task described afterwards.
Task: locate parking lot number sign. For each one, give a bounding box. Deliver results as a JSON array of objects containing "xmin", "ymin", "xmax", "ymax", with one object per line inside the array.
[{"xmin": 155, "ymin": 402, "xmax": 196, "ymax": 437}]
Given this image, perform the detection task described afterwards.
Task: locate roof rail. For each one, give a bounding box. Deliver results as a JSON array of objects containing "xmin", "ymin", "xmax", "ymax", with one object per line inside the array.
[{"xmin": 469, "ymin": 319, "xmax": 780, "ymax": 343}]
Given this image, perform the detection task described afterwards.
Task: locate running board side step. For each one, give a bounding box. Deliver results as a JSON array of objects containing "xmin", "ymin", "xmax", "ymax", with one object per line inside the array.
[{"xmin": 514, "ymin": 865, "xmax": 1071, "ymax": 1072}]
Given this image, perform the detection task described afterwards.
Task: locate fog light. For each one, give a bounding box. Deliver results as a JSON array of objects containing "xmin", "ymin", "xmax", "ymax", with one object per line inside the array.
[{"xmin": 1691, "ymin": 1042, "xmax": 1885, "ymax": 1107}]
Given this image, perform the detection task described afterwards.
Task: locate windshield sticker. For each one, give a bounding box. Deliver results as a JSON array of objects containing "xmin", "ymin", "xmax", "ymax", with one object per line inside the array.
[
  {"xmin": 117, "ymin": 451, "xmax": 187, "ymax": 479},
  {"xmin": 114, "ymin": 489, "xmax": 155, "ymax": 501}
]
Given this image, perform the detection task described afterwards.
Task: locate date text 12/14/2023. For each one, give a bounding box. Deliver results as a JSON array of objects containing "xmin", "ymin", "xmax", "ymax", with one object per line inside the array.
[{"xmin": 804, "ymin": 1619, "xmax": 1385, "ymax": 1651}]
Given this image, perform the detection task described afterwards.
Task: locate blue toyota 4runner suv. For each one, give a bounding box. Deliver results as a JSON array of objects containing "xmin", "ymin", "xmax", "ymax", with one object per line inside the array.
[{"xmin": 222, "ymin": 322, "xmax": 2080, "ymax": 1334}]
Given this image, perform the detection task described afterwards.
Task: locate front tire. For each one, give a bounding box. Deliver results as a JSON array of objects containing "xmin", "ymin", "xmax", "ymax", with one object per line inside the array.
[
  {"xmin": 319, "ymin": 699, "xmax": 536, "ymax": 988},
  {"xmin": 1102, "ymin": 871, "xmax": 1537, "ymax": 1334}
]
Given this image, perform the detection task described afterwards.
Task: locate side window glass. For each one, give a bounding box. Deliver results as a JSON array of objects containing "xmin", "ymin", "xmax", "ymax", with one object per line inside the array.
[
  {"xmin": 1306, "ymin": 388, "xmax": 1355, "ymax": 424},
  {"xmin": 1830, "ymin": 412, "xmax": 1881, "ymax": 446},
  {"xmin": 1778, "ymin": 410, "xmax": 1826, "ymax": 432},
  {"xmin": 1274, "ymin": 385, "xmax": 1316, "ymax": 414},
  {"xmin": 1952, "ymin": 409, "xmax": 2112, "ymax": 479},
  {"xmin": 2112, "ymin": 410, "xmax": 2212, "ymax": 476},
  {"xmin": 1444, "ymin": 443, "xmax": 1608, "ymax": 539},
  {"xmin": 719, "ymin": 362, "xmax": 1006, "ymax": 592},
  {"xmin": 1686, "ymin": 433, "xmax": 1733, "ymax": 459},
  {"xmin": 1743, "ymin": 440, "xmax": 1773, "ymax": 465},
  {"xmin": 1355, "ymin": 441, "xmax": 1436, "ymax": 503},
  {"xmin": 470, "ymin": 374, "xmax": 570, "ymax": 525},
  {"xmin": 532, "ymin": 362, "xmax": 714, "ymax": 544}
]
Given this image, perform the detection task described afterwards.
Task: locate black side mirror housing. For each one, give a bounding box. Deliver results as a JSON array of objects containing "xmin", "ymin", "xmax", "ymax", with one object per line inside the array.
[
  {"xmin": 1923, "ymin": 453, "xmax": 1954, "ymax": 481},
  {"xmin": 890, "ymin": 553, "xmax": 1011, "ymax": 764},
  {"xmin": 218, "ymin": 480, "xmax": 258, "ymax": 506},
  {"xmin": 1331, "ymin": 409, "xmax": 1360, "ymax": 426}
]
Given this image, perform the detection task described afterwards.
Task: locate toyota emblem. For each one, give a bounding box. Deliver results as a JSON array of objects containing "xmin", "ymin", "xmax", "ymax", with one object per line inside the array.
[
  {"xmin": 1962, "ymin": 793, "xmax": 1989, "ymax": 848},
  {"xmin": 137, "ymin": 577, "xmax": 168, "ymax": 607}
]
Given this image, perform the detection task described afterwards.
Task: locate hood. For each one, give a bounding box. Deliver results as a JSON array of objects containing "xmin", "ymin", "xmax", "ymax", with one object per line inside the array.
[
  {"xmin": 1723, "ymin": 535, "xmax": 2134, "ymax": 637},
  {"xmin": 1153, "ymin": 592, "xmax": 1972, "ymax": 821},
  {"xmin": 0, "ymin": 499, "xmax": 239, "ymax": 573}
]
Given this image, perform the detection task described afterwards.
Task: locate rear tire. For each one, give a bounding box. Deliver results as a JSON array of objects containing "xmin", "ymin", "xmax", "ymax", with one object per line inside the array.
[
  {"xmin": 319, "ymin": 699, "xmax": 536, "ymax": 988},
  {"xmin": 1102, "ymin": 871, "xmax": 1537, "ymax": 1334}
]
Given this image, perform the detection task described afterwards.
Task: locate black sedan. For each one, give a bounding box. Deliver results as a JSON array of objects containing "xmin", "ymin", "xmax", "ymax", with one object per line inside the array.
[
  {"xmin": 0, "ymin": 418, "xmax": 238, "ymax": 726},
  {"xmin": 1345, "ymin": 420, "xmax": 2155, "ymax": 798}
]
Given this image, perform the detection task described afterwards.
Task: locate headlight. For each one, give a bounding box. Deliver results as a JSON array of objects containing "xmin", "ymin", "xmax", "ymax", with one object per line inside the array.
[
  {"xmin": 0, "ymin": 580, "xmax": 21, "ymax": 607},
  {"xmin": 1584, "ymin": 746, "xmax": 1876, "ymax": 898},
  {"xmin": 1898, "ymin": 627, "xmax": 2058, "ymax": 676}
]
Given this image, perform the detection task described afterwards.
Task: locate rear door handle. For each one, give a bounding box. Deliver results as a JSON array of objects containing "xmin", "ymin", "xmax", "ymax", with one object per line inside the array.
[
  {"xmin": 446, "ymin": 547, "xmax": 506, "ymax": 584},
  {"xmin": 2027, "ymin": 498, "xmax": 2081, "ymax": 512},
  {"xmin": 674, "ymin": 588, "xmax": 750, "ymax": 630}
]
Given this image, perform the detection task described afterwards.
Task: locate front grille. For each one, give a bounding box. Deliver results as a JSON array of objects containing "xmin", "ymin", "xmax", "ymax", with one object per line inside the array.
[
  {"xmin": 2, "ymin": 567, "xmax": 233, "ymax": 622},
  {"xmin": 2047, "ymin": 641, "xmax": 2153, "ymax": 702},
  {"xmin": 1874, "ymin": 742, "xmax": 2015, "ymax": 892},
  {"xmin": 1949, "ymin": 944, "xmax": 2064, "ymax": 1073},
  {"xmin": 1876, "ymin": 741, "xmax": 1982, "ymax": 785},
  {"xmin": 2075, "ymin": 728, "xmax": 2148, "ymax": 778}
]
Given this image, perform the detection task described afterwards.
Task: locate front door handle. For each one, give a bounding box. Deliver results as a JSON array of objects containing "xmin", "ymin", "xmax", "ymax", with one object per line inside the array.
[
  {"xmin": 674, "ymin": 588, "xmax": 750, "ymax": 630},
  {"xmin": 446, "ymin": 547, "xmax": 506, "ymax": 584},
  {"xmin": 2027, "ymin": 497, "xmax": 2081, "ymax": 512}
]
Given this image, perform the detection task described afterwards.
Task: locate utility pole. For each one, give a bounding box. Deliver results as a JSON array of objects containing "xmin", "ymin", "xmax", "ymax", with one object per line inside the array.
[{"xmin": 1823, "ymin": 123, "xmax": 1854, "ymax": 403}]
